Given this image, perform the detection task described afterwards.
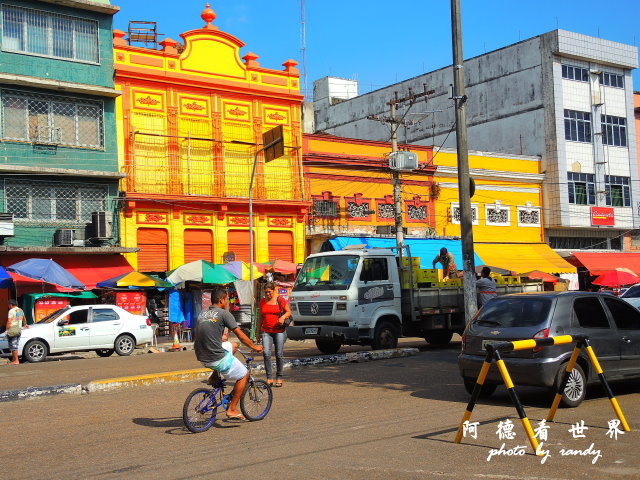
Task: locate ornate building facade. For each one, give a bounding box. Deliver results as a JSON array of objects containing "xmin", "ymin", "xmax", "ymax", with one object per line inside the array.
[{"xmin": 114, "ymin": 4, "xmax": 308, "ymax": 271}]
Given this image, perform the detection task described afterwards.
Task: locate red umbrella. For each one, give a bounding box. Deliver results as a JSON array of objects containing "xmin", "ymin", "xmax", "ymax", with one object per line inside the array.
[
  {"xmin": 519, "ymin": 270, "xmax": 559, "ymax": 284},
  {"xmin": 592, "ymin": 270, "xmax": 640, "ymax": 287},
  {"xmin": 264, "ymin": 259, "xmax": 298, "ymax": 275}
]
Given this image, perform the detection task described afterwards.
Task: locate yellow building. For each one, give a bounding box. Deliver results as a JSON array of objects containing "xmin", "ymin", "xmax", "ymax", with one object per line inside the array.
[
  {"xmin": 303, "ymin": 134, "xmax": 436, "ymax": 252},
  {"xmin": 113, "ymin": 5, "xmax": 308, "ymax": 271},
  {"xmin": 433, "ymin": 148, "xmax": 574, "ymax": 273}
]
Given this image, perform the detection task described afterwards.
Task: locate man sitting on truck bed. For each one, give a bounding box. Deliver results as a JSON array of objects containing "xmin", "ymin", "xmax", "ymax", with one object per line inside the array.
[{"xmin": 432, "ymin": 248, "xmax": 458, "ymax": 280}]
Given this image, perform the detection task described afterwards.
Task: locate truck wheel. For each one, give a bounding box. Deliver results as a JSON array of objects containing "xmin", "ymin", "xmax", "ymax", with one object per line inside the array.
[
  {"xmin": 463, "ymin": 377, "xmax": 497, "ymax": 398},
  {"xmin": 372, "ymin": 321, "xmax": 398, "ymax": 350},
  {"xmin": 315, "ymin": 339, "xmax": 341, "ymax": 355},
  {"xmin": 424, "ymin": 331, "xmax": 453, "ymax": 346}
]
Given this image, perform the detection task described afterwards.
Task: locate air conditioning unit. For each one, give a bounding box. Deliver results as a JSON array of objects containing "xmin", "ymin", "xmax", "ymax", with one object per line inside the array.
[
  {"xmin": 54, "ymin": 229, "xmax": 75, "ymax": 247},
  {"xmin": 92, "ymin": 211, "xmax": 113, "ymax": 239},
  {"xmin": 0, "ymin": 212, "xmax": 14, "ymax": 236}
]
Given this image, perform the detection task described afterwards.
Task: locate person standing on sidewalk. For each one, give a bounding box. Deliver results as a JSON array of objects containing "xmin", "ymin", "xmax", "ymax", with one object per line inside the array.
[
  {"xmin": 476, "ymin": 267, "xmax": 497, "ymax": 307},
  {"xmin": 259, "ymin": 282, "xmax": 291, "ymax": 387},
  {"xmin": 194, "ymin": 287, "xmax": 262, "ymax": 420},
  {"xmin": 6, "ymin": 299, "xmax": 28, "ymax": 365}
]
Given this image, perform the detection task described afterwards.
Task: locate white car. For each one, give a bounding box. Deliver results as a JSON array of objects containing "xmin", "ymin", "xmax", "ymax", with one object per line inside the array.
[{"xmin": 0, "ymin": 305, "xmax": 153, "ymax": 363}]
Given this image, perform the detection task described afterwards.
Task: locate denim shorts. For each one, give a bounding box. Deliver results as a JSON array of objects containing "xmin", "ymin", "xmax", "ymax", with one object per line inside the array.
[{"xmin": 7, "ymin": 334, "xmax": 20, "ymax": 351}]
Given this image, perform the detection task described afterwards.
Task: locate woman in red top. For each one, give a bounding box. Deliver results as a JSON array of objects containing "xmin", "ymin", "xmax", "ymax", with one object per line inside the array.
[{"xmin": 259, "ymin": 282, "xmax": 292, "ymax": 387}]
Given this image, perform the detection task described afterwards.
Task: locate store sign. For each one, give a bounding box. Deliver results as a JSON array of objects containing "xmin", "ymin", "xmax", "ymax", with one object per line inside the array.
[{"xmin": 591, "ymin": 207, "xmax": 615, "ymax": 226}]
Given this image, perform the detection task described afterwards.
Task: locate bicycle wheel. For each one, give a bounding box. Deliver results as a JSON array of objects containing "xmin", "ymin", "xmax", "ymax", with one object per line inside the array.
[
  {"xmin": 240, "ymin": 379, "xmax": 273, "ymax": 421},
  {"xmin": 183, "ymin": 388, "xmax": 218, "ymax": 433}
]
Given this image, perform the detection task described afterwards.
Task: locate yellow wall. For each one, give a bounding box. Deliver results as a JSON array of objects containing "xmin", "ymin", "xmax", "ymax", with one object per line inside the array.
[
  {"xmin": 433, "ymin": 150, "xmax": 545, "ymax": 243},
  {"xmin": 304, "ymin": 135, "xmax": 436, "ymax": 236}
]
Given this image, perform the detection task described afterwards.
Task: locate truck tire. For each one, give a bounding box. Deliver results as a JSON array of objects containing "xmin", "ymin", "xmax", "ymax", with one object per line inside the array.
[
  {"xmin": 424, "ymin": 330, "xmax": 453, "ymax": 346},
  {"xmin": 315, "ymin": 339, "xmax": 342, "ymax": 355},
  {"xmin": 372, "ymin": 321, "xmax": 398, "ymax": 350}
]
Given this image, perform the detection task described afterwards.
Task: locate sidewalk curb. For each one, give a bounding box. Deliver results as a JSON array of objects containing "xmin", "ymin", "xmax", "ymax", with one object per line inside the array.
[
  {"xmin": 4, "ymin": 347, "xmax": 420, "ymax": 400},
  {"xmin": 0, "ymin": 383, "xmax": 83, "ymax": 402}
]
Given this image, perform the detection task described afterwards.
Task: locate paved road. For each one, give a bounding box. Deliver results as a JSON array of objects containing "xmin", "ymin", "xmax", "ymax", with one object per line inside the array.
[
  {"xmin": 4, "ymin": 345, "xmax": 640, "ymax": 480},
  {"xmin": 0, "ymin": 337, "xmax": 433, "ymax": 391}
]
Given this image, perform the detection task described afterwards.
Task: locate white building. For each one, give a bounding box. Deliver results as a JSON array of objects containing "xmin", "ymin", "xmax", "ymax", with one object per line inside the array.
[{"xmin": 312, "ymin": 30, "xmax": 639, "ymax": 253}]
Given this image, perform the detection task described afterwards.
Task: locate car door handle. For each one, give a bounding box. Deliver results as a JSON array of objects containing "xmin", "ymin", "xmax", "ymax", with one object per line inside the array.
[
  {"xmin": 113, "ymin": 322, "xmax": 122, "ymax": 325},
  {"xmin": 80, "ymin": 327, "xmax": 90, "ymax": 332},
  {"xmin": 622, "ymin": 336, "xmax": 632, "ymax": 343}
]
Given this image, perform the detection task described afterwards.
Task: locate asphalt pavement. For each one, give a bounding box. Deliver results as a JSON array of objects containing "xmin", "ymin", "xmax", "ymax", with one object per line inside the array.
[{"xmin": 0, "ymin": 337, "xmax": 431, "ymax": 401}]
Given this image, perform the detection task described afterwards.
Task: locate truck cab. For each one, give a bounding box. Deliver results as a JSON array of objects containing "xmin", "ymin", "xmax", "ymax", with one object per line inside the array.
[{"xmin": 287, "ymin": 248, "xmax": 402, "ymax": 354}]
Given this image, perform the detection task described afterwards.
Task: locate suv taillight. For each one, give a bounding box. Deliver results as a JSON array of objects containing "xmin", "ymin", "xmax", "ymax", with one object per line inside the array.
[
  {"xmin": 146, "ymin": 317, "xmax": 151, "ymax": 326},
  {"xmin": 532, "ymin": 328, "xmax": 550, "ymax": 352}
]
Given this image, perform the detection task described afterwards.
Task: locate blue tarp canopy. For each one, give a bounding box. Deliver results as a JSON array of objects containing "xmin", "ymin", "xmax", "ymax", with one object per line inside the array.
[
  {"xmin": 326, "ymin": 237, "xmax": 483, "ymax": 268},
  {"xmin": 0, "ymin": 266, "xmax": 12, "ymax": 288}
]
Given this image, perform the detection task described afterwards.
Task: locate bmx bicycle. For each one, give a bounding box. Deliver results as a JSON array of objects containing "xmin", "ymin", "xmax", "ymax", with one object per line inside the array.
[{"xmin": 182, "ymin": 350, "xmax": 273, "ymax": 433}]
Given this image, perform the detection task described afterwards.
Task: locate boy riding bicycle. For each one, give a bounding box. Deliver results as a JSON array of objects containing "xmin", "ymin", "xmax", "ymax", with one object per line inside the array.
[{"xmin": 194, "ymin": 287, "xmax": 262, "ymax": 420}]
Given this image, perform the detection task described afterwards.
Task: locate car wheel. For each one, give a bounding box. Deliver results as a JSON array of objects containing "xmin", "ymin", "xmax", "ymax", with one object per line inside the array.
[
  {"xmin": 463, "ymin": 377, "xmax": 497, "ymax": 398},
  {"xmin": 23, "ymin": 340, "xmax": 48, "ymax": 363},
  {"xmin": 372, "ymin": 321, "xmax": 398, "ymax": 350},
  {"xmin": 315, "ymin": 339, "xmax": 342, "ymax": 354},
  {"xmin": 424, "ymin": 330, "xmax": 453, "ymax": 346},
  {"xmin": 95, "ymin": 349, "xmax": 115, "ymax": 357},
  {"xmin": 114, "ymin": 334, "xmax": 135, "ymax": 356},
  {"xmin": 556, "ymin": 363, "xmax": 587, "ymax": 408}
]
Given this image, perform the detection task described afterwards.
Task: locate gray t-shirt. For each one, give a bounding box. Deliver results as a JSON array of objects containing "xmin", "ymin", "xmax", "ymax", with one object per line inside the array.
[
  {"xmin": 476, "ymin": 277, "xmax": 497, "ymax": 306},
  {"xmin": 194, "ymin": 306, "xmax": 238, "ymax": 364}
]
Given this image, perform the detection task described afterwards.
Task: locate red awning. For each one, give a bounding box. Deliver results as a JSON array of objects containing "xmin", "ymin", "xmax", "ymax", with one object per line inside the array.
[
  {"xmin": 568, "ymin": 252, "xmax": 640, "ymax": 276},
  {"xmin": 1, "ymin": 254, "xmax": 134, "ymax": 291}
]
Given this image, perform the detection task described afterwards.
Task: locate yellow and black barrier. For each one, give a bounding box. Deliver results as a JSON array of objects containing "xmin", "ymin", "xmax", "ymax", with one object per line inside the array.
[{"xmin": 455, "ymin": 334, "xmax": 630, "ymax": 455}]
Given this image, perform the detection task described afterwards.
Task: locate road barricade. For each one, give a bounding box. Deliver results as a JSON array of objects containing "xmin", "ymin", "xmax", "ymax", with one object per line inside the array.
[{"xmin": 454, "ymin": 334, "xmax": 630, "ymax": 455}]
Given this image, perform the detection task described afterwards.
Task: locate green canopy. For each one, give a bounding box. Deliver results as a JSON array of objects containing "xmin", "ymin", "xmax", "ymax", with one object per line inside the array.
[{"xmin": 22, "ymin": 292, "xmax": 97, "ymax": 324}]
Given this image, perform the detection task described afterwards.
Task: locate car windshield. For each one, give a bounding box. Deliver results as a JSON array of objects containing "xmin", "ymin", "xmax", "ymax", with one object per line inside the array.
[
  {"xmin": 293, "ymin": 255, "xmax": 359, "ymax": 291},
  {"xmin": 40, "ymin": 307, "xmax": 70, "ymax": 323},
  {"xmin": 621, "ymin": 284, "xmax": 640, "ymax": 298},
  {"xmin": 474, "ymin": 297, "xmax": 553, "ymax": 328}
]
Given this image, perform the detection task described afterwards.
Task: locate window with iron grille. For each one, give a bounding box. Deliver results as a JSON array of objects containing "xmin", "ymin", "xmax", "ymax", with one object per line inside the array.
[
  {"xmin": 5, "ymin": 180, "xmax": 107, "ymax": 222},
  {"xmin": 347, "ymin": 201, "xmax": 371, "ymax": 218},
  {"xmin": 601, "ymin": 115, "xmax": 627, "ymax": 147},
  {"xmin": 1, "ymin": 89, "xmax": 103, "ymax": 148},
  {"xmin": 564, "ymin": 109, "xmax": 591, "ymax": 143},
  {"xmin": 568, "ymin": 172, "xmax": 596, "ymax": 205},
  {"xmin": 451, "ymin": 203, "xmax": 478, "ymax": 225},
  {"xmin": 604, "ymin": 175, "xmax": 631, "ymax": 207},
  {"xmin": 377, "ymin": 203, "xmax": 394, "ymax": 219},
  {"xmin": 313, "ymin": 199, "xmax": 339, "ymax": 218},
  {"xmin": 599, "ymin": 72, "xmax": 624, "ymax": 88},
  {"xmin": 517, "ymin": 206, "xmax": 541, "ymax": 227},
  {"xmin": 407, "ymin": 204, "xmax": 427, "ymax": 221},
  {"xmin": 561, "ymin": 64, "xmax": 589, "ymax": 82},
  {"xmin": 1, "ymin": 4, "xmax": 99, "ymax": 63},
  {"xmin": 485, "ymin": 205, "xmax": 510, "ymax": 226}
]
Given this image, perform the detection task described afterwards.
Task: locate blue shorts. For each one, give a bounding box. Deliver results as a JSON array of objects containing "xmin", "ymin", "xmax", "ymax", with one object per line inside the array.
[{"xmin": 7, "ymin": 334, "xmax": 20, "ymax": 351}]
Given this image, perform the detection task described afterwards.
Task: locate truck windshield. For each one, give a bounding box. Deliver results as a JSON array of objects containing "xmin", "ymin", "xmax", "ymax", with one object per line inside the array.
[{"xmin": 293, "ymin": 255, "xmax": 359, "ymax": 291}]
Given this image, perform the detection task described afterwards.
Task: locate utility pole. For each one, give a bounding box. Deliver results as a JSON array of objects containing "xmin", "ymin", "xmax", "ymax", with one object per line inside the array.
[
  {"xmin": 368, "ymin": 86, "xmax": 434, "ymax": 254},
  {"xmin": 451, "ymin": 0, "xmax": 477, "ymax": 322}
]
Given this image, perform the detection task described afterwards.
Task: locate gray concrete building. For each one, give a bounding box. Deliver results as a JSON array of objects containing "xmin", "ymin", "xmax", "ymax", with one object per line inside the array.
[{"xmin": 311, "ymin": 30, "xmax": 639, "ymax": 253}]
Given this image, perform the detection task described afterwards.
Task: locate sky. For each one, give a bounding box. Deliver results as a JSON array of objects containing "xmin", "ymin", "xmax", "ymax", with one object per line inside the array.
[{"xmin": 112, "ymin": 0, "xmax": 640, "ymax": 98}]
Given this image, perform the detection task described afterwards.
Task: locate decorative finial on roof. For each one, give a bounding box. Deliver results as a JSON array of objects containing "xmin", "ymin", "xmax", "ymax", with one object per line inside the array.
[{"xmin": 201, "ymin": 3, "xmax": 216, "ymax": 27}]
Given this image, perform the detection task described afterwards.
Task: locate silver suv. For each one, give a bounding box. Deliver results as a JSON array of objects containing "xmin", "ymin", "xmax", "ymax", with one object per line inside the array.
[{"xmin": 458, "ymin": 291, "xmax": 640, "ymax": 407}]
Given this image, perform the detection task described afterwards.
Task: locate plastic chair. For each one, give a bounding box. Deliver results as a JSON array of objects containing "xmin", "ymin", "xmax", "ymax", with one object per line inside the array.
[
  {"xmin": 150, "ymin": 324, "xmax": 159, "ymax": 347},
  {"xmin": 180, "ymin": 327, "xmax": 192, "ymax": 343}
]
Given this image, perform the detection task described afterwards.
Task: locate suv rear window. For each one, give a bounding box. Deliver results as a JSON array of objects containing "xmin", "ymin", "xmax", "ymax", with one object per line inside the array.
[{"xmin": 474, "ymin": 297, "xmax": 552, "ymax": 327}]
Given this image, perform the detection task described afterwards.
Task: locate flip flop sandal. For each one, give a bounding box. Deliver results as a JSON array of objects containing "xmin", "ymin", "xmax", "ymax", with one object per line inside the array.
[{"xmin": 275, "ymin": 381, "xmax": 283, "ymax": 387}]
